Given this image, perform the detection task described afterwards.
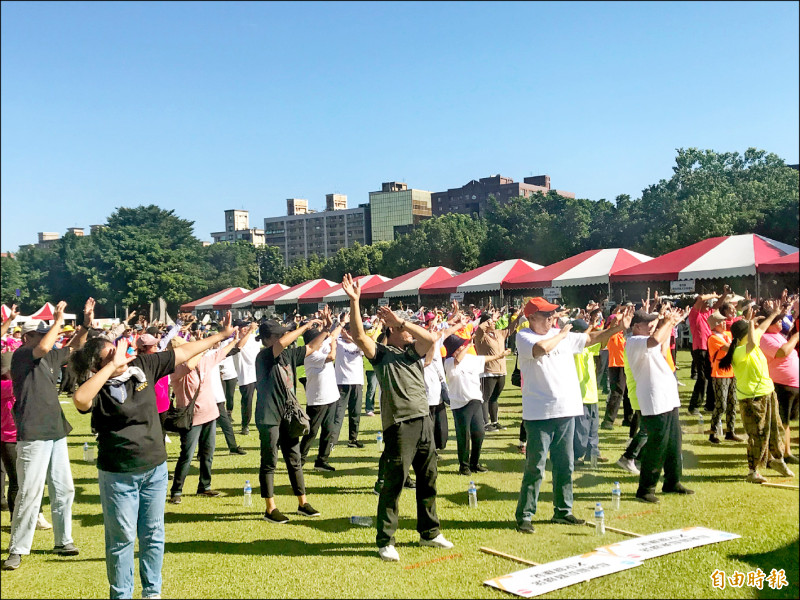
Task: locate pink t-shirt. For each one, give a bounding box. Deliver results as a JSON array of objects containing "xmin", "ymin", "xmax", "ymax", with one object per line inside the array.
[
  {"xmin": 760, "ymin": 332, "xmax": 800, "ymax": 388},
  {"xmin": 688, "ymin": 306, "xmax": 713, "ymax": 351},
  {"xmin": 171, "ymin": 350, "xmax": 228, "ymax": 426},
  {"xmin": 154, "ymin": 376, "xmax": 170, "ymax": 414},
  {"xmin": 1, "ymin": 380, "xmax": 17, "ymax": 442}
]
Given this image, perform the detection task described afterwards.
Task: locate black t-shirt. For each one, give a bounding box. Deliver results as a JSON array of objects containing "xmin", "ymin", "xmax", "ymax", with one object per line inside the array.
[
  {"xmin": 11, "ymin": 346, "xmax": 73, "ymax": 441},
  {"xmin": 87, "ymin": 351, "xmax": 175, "ymax": 473},
  {"xmin": 368, "ymin": 343, "xmax": 428, "ymax": 432},
  {"xmin": 254, "ymin": 345, "xmax": 306, "ymax": 427}
]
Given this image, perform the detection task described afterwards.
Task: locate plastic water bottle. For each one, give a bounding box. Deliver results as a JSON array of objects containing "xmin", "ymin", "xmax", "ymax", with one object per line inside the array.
[
  {"xmin": 83, "ymin": 442, "xmax": 94, "ymax": 462},
  {"xmin": 468, "ymin": 480, "xmax": 478, "ymax": 509},
  {"xmin": 377, "ymin": 432, "xmax": 383, "ymax": 452},
  {"xmin": 349, "ymin": 515, "xmax": 373, "ymax": 527},
  {"xmin": 612, "ymin": 482, "xmax": 621, "ymax": 510},
  {"xmin": 594, "ymin": 503, "xmax": 605, "ymax": 536},
  {"xmin": 243, "ymin": 480, "xmax": 252, "ymax": 507},
  {"xmin": 697, "ymin": 414, "xmax": 705, "ymax": 435}
]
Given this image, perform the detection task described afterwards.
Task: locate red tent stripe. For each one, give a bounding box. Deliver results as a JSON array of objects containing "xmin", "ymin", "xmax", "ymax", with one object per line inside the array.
[
  {"xmin": 610, "ymin": 237, "xmax": 727, "ymax": 282},
  {"xmin": 422, "ymin": 262, "xmax": 501, "ymax": 294},
  {"xmin": 503, "ymin": 250, "xmax": 601, "ymax": 290}
]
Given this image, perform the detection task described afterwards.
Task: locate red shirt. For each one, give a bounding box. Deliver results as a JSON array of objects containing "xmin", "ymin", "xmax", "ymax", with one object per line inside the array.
[{"xmin": 688, "ymin": 306, "xmax": 713, "ymax": 351}]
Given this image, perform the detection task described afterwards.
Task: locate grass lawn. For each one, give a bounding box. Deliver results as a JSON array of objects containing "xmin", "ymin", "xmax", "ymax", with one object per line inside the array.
[{"xmin": 1, "ymin": 350, "xmax": 798, "ymax": 599}]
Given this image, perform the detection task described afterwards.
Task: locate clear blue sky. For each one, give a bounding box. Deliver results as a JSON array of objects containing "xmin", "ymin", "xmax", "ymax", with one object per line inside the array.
[{"xmin": 2, "ymin": 1, "xmax": 798, "ymax": 253}]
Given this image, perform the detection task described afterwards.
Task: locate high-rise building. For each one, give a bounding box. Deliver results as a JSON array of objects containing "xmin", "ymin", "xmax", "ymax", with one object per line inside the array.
[
  {"xmin": 263, "ymin": 194, "xmax": 371, "ymax": 266},
  {"xmin": 431, "ymin": 174, "xmax": 575, "ymax": 217},
  {"xmin": 211, "ymin": 209, "xmax": 265, "ymax": 245},
  {"xmin": 369, "ymin": 182, "xmax": 432, "ymax": 242}
]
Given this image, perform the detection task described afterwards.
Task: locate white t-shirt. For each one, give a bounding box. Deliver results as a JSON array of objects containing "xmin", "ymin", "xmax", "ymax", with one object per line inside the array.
[
  {"xmin": 234, "ymin": 336, "xmax": 261, "ymax": 386},
  {"xmin": 516, "ymin": 328, "xmax": 586, "ymax": 420},
  {"xmin": 444, "ymin": 354, "xmax": 486, "ymax": 411},
  {"xmin": 624, "ymin": 335, "xmax": 680, "ymax": 416},
  {"xmin": 304, "ymin": 339, "xmax": 340, "ymax": 407},
  {"xmin": 334, "ymin": 337, "xmax": 365, "ymax": 386},
  {"xmin": 219, "ymin": 354, "xmax": 237, "ymax": 381},
  {"xmin": 423, "ymin": 336, "xmax": 446, "ymax": 406}
]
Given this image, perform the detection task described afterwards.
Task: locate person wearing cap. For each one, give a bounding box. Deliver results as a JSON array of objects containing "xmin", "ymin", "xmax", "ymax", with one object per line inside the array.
[
  {"xmin": 568, "ymin": 318, "xmax": 605, "ymax": 467},
  {"xmin": 625, "ymin": 307, "xmax": 695, "ymax": 503},
  {"xmin": 687, "ymin": 291, "xmax": 733, "ymax": 416},
  {"xmin": 599, "ymin": 311, "xmax": 632, "ymax": 430},
  {"xmin": 3, "ymin": 298, "xmax": 94, "ymax": 571},
  {"xmin": 341, "ymin": 274, "xmax": 453, "ymax": 563},
  {"xmin": 135, "ymin": 334, "xmax": 174, "ymax": 440},
  {"xmin": 707, "ymin": 311, "xmax": 741, "ymax": 444},
  {"xmin": 514, "ymin": 297, "xmax": 632, "ymax": 534},
  {"xmin": 253, "ymin": 316, "xmax": 328, "ymax": 524},
  {"xmin": 233, "ymin": 319, "xmax": 261, "ymax": 436},
  {"xmin": 331, "ymin": 309, "xmax": 368, "ymax": 451}
]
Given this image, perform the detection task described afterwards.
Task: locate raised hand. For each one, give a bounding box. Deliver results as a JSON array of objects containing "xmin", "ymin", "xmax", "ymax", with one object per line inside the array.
[
  {"xmin": 8, "ymin": 304, "xmax": 19, "ymax": 321},
  {"xmin": 620, "ymin": 305, "xmax": 635, "ymax": 330},
  {"xmin": 83, "ymin": 297, "xmax": 95, "ymax": 326},
  {"xmin": 219, "ymin": 311, "xmax": 235, "ymax": 337},
  {"xmin": 112, "ymin": 339, "xmax": 137, "ymax": 368},
  {"xmin": 377, "ymin": 306, "xmax": 403, "ymax": 329},
  {"xmin": 53, "ymin": 301, "xmax": 68, "ymax": 323},
  {"xmin": 341, "ymin": 274, "xmax": 361, "ymax": 301}
]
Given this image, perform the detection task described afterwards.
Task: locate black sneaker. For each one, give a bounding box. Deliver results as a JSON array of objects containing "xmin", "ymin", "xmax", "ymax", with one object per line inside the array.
[
  {"xmin": 2, "ymin": 554, "xmax": 21, "ymax": 570},
  {"xmin": 231, "ymin": 446, "xmax": 247, "ymax": 455},
  {"xmin": 314, "ymin": 460, "xmax": 336, "ymax": 472},
  {"xmin": 168, "ymin": 495, "xmax": 182, "ymax": 505},
  {"xmin": 197, "ymin": 489, "xmax": 222, "ymax": 497},
  {"xmin": 459, "ymin": 465, "xmax": 472, "ymax": 476},
  {"xmin": 516, "ymin": 521, "xmax": 535, "ymax": 534},
  {"xmin": 493, "ymin": 422, "xmax": 507, "ymax": 430},
  {"xmin": 263, "ymin": 508, "xmax": 289, "ymax": 524},
  {"xmin": 709, "ymin": 434, "xmax": 721, "ymax": 444},
  {"xmin": 725, "ymin": 432, "xmax": 745, "ymax": 442},
  {"xmin": 403, "ymin": 478, "xmax": 416, "ymax": 489},
  {"xmin": 636, "ymin": 492, "xmax": 660, "ymax": 504},
  {"xmin": 663, "ymin": 483, "xmax": 695, "ymax": 495},
  {"xmin": 298, "ymin": 503, "xmax": 321, "ymax": 517},
  {"xmin": 347, "ymin": 440, "xmax": 365, "ymax": 449},
  {"xmin": 687, "ymin": 409, "xmax": 700, "ymax": 417},
  {"xmin": 240, "ymin": 427, "xmax": 250, "ymax": 436},
  {"xmin": 53, "ymin": 543, "xmax": 80, "ymax": 556},
  {"xmin": 484, "ymin": 423, "xmax": 498, "ymax": 432},
  {"xmin": 600, "ymin": 421, "xmax": 614, "ymax": 430},
  {"xmin": 373, "ymin": 480, "xmax": 383, "ymax": 496},
  {"xmin": 550, "ymin": 514, "xmax": 585, "ymax": 525},
  {"xmin": 470, "ymin": 464, "xmax": 489, "ymax": 473}
]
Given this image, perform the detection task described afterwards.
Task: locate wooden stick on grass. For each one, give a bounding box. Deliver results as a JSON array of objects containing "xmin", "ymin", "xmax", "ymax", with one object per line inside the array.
[
  {"xmin": 584, "ymin": 521, "xmax": 643, "ymax": 537},
  {"xmin": 761, "ymin": 482, "xmax": 800, "ymax": 490},
  {"xmin": 480, "ymin": 547, "xmax": 540, "ymax": 566}
]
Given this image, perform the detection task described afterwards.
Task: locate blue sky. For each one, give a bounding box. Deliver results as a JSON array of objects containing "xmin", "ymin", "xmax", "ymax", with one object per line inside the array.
[{"xmin": 2, "ymin": 1, "xmax": 798, "ymax": 253}]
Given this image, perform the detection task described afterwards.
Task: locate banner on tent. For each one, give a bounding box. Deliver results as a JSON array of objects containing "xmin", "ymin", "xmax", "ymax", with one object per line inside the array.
[
  {"xmin": 670, "ymin": 279, "xmax": 696, "ymax": 294},
  {"xmin": 378, "ymin": 298, "xmax": 390, "ymax": 306},
  {"xmin": 543, "ymin": 287, "xmax": 562, "ymax": 300},
  {"xmin": 450, "ymin": 293, "xmax": 465, "ymax": 302}
]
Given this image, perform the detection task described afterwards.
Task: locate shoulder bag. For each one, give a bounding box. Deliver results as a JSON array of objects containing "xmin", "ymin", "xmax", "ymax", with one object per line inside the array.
[{"xmin": 163, "ymin": 367, "xmax": 201, "ymax": 434}]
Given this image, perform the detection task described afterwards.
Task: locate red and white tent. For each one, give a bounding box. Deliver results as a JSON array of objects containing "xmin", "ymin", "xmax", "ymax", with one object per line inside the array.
[
  {"xmin": 504, "ymin": 249, "xmax": 652, "ymax": 290},
  {"xmin": 422, "ymin": 259, "xmax": 543, "ymax": 295},
  {"xmin": 26, "ymin": 302, "xmax": 77, "ymax": 321},
  {"xmin": 361, "ymin": 266, "xmax": 458, "ymax": 299},
  {"xmin": 1, "ymin": 305, "xmax": 12, "ymax": 322},
  {"xmin": 195, "ymin": 287, "xmax": 249, "ymax": 311},
  {"xmin": 181, "ymin": 290, "xmax": 229, "ymax": 312},
  {"xmin": 262, "ymin": 279, "xmax": 338, "ymax": 307},
  {"xmin": 228, "ymin": 284, "xmax": 289, "ymax": 309},
  {"xmin": 611, "ymin": 234, "xmax": 798, "ymax": 282},
  {"xmin": 308, "ymin": 274, "xmax": 392, "ymax": 304},
  {"xmin": 757, "ymin": 251, "xmax": 799, "ymax": 274}
]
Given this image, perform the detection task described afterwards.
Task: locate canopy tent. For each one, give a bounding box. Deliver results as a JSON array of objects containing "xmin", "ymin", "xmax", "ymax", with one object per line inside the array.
[
  {"xmin": 227, "ymin": 283, "xmax": 289, "ymax": 309},
  {"xmin": 181, "ymin": 290, "xmax": 230, "ymax": 312},
  {"xmin": 361, "ymin": 266, "xmax": 458, "ymax": 299},
  {"xmin": 308, "ymin": 274, "xmax": 392, "ymax": 304},
  {"xmin": 1, "ymin": 305, "xmax": 12, "ymax": 322},
  {"xmin": 260, "ymin": 279, "xmax": 337, "ymax": 307},
  {"xmin": 611, "ymin": 234, "xmax": 798, "ymax": 282},
  {"xmin": 503, "ymin": 249, "xmax": 652, "ymax": 290},
  {"xmin": 195, "ymin": 287, "xmax": 249, "ymax": 311},
  {"xmin": 756, "ymin": 251, "xmax": 799, "ymax": 274},
  {"xmin": 27, "ymin": 302, "xmax": 77, "ymax": 321},
  {"xmin": 421, "ymin": 259, "xmax": 543, "ymax": 295}
]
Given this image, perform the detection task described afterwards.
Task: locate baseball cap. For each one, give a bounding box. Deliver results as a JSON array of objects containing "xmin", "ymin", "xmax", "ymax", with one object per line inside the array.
[
  {"xmin": 256, "ymin": 320, "xmax": 290, "ymax": 342},
  {"xmin": 21, "ymin": 321, "xmax": 50, "ymax": 335},
  {"xmin": 570, "ymin": 318, "xmax": 590, "ymax": 333},
  {"xmin": 523, "ymin": 297, "xmax": 559, "ymax": 318},
  {"xmin": 630, "ymin": 310, "xmax": 658, "ymax": 327},
  {"xmin": 136, "ymin": 334, "xmax": 159, "ymax": 349}
]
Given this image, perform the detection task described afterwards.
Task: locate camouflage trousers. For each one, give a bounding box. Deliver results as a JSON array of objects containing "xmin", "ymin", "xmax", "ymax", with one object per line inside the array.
[
  {"xmin": 739, "ymin": 392, "xmax": 785, "ymax": 471},
  {"xmin": 710, "ymin": 377, "xmax": 737, "ymax": 437}
]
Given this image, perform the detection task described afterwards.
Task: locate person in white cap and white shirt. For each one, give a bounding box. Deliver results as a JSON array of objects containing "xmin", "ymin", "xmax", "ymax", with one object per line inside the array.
[
  {"xmin": 331, "ymin": 311, "xmax": 367, "ymax": 449},
  {"xmin": 234, "ymin": 320, "xmax": 261, "ymax": 435}
]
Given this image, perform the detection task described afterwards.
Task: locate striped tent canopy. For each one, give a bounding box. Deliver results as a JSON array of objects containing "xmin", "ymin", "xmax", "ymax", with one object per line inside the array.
[
  {"xmin": 421, "ymin": 259, "xmax": 543, "ymax": 295},
  {"xmin": 308, "ymin": 274, "xmax": 392, "ymax": 304},
  {"xmin": 262, "ymin": 279, "xmax": 338, "ymax": 307},
  {"xmin": 756, "ymin": 251, "xmax": 799, "ymax": 274},
  {"xmin": 194, "ymin": 287, "xmax": 249, "ymax": 311},
  {"xmin": 227, "ymin": 284, "xmax": 290, "ymax": 309},
  {"xmin": 361, "ymin": 266, "xmax": 458, "ymax": 299}
]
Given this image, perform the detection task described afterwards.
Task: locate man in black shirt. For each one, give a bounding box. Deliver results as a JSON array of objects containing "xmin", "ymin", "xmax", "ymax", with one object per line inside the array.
[
  {"xmin": 341, "ymin": 274, "xmax": 453, "ymax": 562},
  {"xmin": 4, "ymin": 298, "xmax": 94, "ymax": 571}
]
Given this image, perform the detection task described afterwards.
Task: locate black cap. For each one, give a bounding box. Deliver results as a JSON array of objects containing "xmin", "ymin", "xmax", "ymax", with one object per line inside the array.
[
  {"xmin": 232, "ymin": 319, "xmax": 248, "ymax": 328},
  {"xmin": 570, "ymin": 318, "xmax": 589, "ymax": 333},
  {"xmin": 443, "ymin": 334, "xmax": 469, "ymax": 358},
  {"xmin": 630, "ymin": 310, "xmax": 658, "ymax": 328},
  {"xmin": 256, "ymin": 320, "xmax": 290, "ymax": 342}
]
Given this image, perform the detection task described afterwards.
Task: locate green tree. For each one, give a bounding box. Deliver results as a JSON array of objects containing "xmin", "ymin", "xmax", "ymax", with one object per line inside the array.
[
  {"xmin": 201, "ymin": 241, "xmax": 258, "ymax": 291},
  {"xmin": 0, "ymin": 253, "xmax": 25, "ymax": 308},
  {"xmin": 284, "ymin": 254, "xmax": 326, "ymax": 286},
  {"xmin": 255, "ymin": 245, "xmax": 287, "ymax": 287}
]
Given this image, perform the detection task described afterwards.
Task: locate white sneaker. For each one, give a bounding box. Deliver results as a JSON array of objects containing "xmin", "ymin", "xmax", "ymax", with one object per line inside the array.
[
  {"xmin": 378, "ymin": 545, "xmax": 400, "ymax": 562},
  {"xmin": 36, "ymin": 513, "xmax": 52, "ymax": 530},
  {"xmin": 768, "ymin": 459, "xmax": 795, "ymax": 478},
  {"xmin": 420, "ymin": 534, "xmax": 454, "ymax": 549},
  {"xmin": 616, "ymin": 456, "xmax": 640, "ymax": 475}
]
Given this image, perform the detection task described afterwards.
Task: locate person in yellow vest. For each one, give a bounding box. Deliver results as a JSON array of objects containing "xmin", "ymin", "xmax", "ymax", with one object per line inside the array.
[{"xmin": 569, "ymin": 319, "xmax": 606, "ymax": 466}]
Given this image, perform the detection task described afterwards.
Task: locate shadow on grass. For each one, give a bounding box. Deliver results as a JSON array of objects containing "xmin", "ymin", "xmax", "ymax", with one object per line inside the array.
[
  {"xmin": 164, "ymin": 537, "xmax": 378, "ymax": 557},
  {"xmin": 729, "ymin": 537, "xmax": 799, "ymax": 599}
]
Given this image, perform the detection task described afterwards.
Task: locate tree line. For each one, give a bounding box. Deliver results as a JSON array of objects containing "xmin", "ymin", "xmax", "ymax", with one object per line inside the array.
[{"xmin": 1, "ymin": 148, "xmax": 797, "ymax": 318}]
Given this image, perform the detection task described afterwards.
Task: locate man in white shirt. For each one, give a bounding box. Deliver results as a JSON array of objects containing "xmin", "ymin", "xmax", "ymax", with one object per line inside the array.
[
  {"xmin": 300, "ymin": 321, "xmax": 344, "ymax": 472},
  {"xmin": 234, "ymin": 320, "xmax": 261, "ymax": 436},
  {"xmin": 515, "ymin": 298, "xmax": 632, "ymax": 534},
  {"xmin": 333, "ymin": 315, "xmax": 367, "ymax": 449},
  {"xmin": 625, "ymin": 308, "xmax": 694, "ymax": 503}
]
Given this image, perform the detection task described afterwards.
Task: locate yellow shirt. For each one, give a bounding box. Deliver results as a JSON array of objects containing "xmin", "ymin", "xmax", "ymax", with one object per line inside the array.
[
  {"xmin": 732, "ymin": 331, "xmax": 774, "ymax": 398},
  {"xmin": 574, "ymin": 343, "xmax": 601, "ymax": 404}
]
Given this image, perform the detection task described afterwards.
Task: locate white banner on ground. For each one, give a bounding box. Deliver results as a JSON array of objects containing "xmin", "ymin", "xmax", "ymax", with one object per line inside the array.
[
  {"xmin": 450, "ymin": 292, "xmax": 465, "ymax": 302},
  {"xmin": 377, "ymin": 298, "xmax": 390, "ymax": 306},
  {"xmin": 484, "ymin": 551, "xmax": 641, "ymax": 598},
  {"xmin": 595, "ymin": 527, "xmax": 740, "ymax": 562},
  {"xmin": 543, "ymin": 287, "xmax": 561, "ymax": 300},
  {"xmin": 670, "ymin": 279, "xmax": 696, "ymax": 294}
]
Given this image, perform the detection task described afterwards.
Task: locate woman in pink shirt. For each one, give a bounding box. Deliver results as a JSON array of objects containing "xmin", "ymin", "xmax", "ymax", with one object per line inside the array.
[
  {"xmin": 167, "ymin": 330, "xmax": 247, "ymax": 504},
  {"xmin": 760, "ymin": 313, "xmax": 800, "ymax": 465}
]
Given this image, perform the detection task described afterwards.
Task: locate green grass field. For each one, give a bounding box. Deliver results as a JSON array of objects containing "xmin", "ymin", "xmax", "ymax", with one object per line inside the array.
[{"xmin": 1, "ymin": 350, "xmax": 798, "ymax": 599}]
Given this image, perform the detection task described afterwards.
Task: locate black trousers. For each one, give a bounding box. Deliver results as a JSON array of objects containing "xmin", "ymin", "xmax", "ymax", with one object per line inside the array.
[
  {"xmin": 256, "ymin": 422, "xmax": 305, "ymax": 498},
  {"xmin": 603, "ymin": 367, "xmax": 631, "ymax": 425},
  {"xmin": 239, "ymin": 382, "xmax": 255, "ymax": 429},
  {"xmin": 376, "ymin": 415, "xmax": 440, "ymax": 548},
  {"xmin": 452, "ymin": 399, "xmax": 485, "ymax": 469},
  {"xmin": 638, "ymin": 407, "xmax": 683, "ymax": 496},
  {"xmin": 333, "ymin": 384, "xmax": 363, "ymax": 444},
  {"xmin": 171, "ymin": 420, "xmax": 216, "ymax": 496},
  {"xmin": 223, "ymin": 377, "xmax": 238, "ymax": 415},
  {"xmin": 429, "ymin": 402, "xmax": 449, "ymax": 451},
  {"xmin": 1, "ymin": 441, "xmax": 18, "ymax": 515},
  {"xmin": 300, "ymin": 403, "xmax": 337, "ymax": 463},
  {"xmin": 623, "ymin": 411, "xmax": 648, "ymax": 460},
  {"xmin": 689, "ymin": 349, "xmax": 713, "ymax": 412},
  {"xmin": 216, "ymin": 402, "xmax": 239, "ymax": 451},
  {"xmin": 481, "ymin": 375, "xmax": 505, "ymax": 424}
]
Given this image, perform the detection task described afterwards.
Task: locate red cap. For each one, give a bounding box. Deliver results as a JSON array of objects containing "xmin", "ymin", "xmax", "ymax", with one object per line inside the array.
[{"xmin": 523, "ymin": 297, "xmax": 559, "ymax": 317}]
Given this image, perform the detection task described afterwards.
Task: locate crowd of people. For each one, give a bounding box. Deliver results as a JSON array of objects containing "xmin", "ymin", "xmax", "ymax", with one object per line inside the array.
[{"xmin": 0, "ymin": 279, "xmax": 797, "ymax": 598}]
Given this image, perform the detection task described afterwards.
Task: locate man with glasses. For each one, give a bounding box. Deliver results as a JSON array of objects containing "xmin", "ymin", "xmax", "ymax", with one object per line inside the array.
[{"xmin": 514, "ymin": 297, "xmax": 632, "ymax": 534}]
